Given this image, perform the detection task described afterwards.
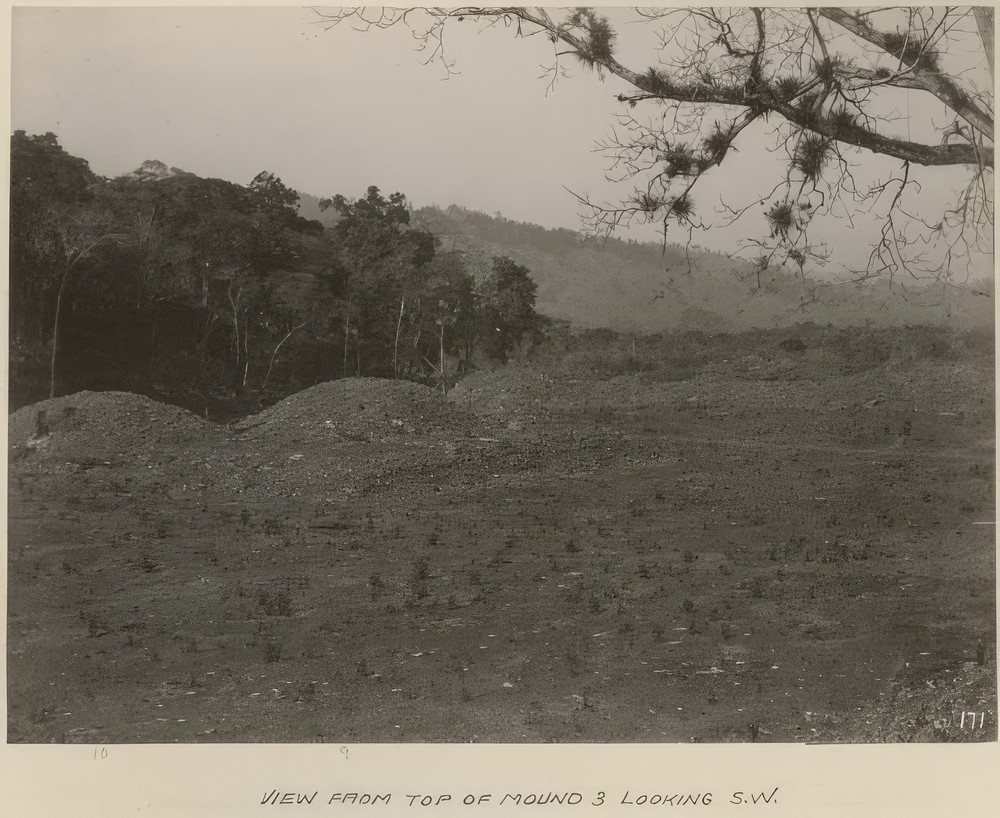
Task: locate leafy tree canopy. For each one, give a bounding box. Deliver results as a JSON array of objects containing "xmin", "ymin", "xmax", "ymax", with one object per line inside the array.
[
  {"xmin": 11, "ymin": 130, "xmax": 97, "ymax": 203},
  {"xmin": 321, "ymin": 185, "xmax": 438, "ymax": 272}
]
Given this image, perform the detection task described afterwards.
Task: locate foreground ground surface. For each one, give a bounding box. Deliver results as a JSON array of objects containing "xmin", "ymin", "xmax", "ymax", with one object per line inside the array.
[{"xmin": 7, "ymin": 325, "xmax": 996, "ymax": 743}]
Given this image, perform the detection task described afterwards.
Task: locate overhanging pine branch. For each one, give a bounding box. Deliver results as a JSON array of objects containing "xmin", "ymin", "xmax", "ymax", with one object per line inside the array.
[
  {"xmin": 324, "ymin": 7, "xmax": 993, "ymax": 169},
  {"xmin": 499, "ymin": 6, "xmax": 992, "ymax": 169},
  {"xmin": 768, "ymin": 99, "xmax": 990, "ymax": 166},
  {"xmin": 817, "ymin": 8, "xmax": 994, "ymax": 139},
  {"xmin": 505, "ymin": 6, "xmax": 992, "ymax": 168}
]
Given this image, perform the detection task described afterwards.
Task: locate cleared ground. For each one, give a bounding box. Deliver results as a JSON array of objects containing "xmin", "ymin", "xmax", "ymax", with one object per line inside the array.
[{"xmin": 7, "ymin": 325, "xmax": 996, "ymax": 742}]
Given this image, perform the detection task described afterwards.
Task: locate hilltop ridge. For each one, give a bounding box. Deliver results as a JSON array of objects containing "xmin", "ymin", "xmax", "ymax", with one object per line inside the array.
[
  {"xmin": 413, "ymin": 204, "xmax": 993, "ymax": 332},
  {"xmin": 122, "ymin": 159, "xmax": 198, "ymax": 182},
  {"xmin": 109, "ymin": 159, "xmax": 992, "ymax": 334}
]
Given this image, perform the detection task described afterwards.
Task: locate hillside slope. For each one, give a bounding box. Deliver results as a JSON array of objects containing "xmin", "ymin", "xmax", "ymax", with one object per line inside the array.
[{"xmin": 413, "ymin": 205, "xmax": 993, "ymax": 332}]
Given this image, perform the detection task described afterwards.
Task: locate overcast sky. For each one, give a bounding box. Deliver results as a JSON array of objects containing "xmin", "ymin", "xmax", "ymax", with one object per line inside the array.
[
  {"xmin": 12, "ymin": 6, "xmax": 642, "ymax": 225},
  {"xmin": 10, "ymin": 5, "xmax": 994, "ymax": 279}
]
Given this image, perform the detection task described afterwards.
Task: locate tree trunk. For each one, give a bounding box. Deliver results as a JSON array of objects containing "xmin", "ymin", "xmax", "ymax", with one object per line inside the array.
[
  {"xmin": 975, "ymin": 7, "xmax": 995, "ymax": 80},
  {"xmin": 263, "ymin": 322, "xmax": 306, "ymax": 389},
  {"xmin": 227, "ymin": 282, "xmax": 241, "ymax": 377},
  {"xmin": 343, "ymin": 315, "xmax": 350, "ymax": 378},
  {"xmin": 48, "ymin": 266, "xmax": 72, "ymax": 399},
  {"xmin": 241, "ymin": 309, "xmax": 250, "ymax": 389},
  {"xmin": 393, "ymin": 294, "xmax": 405, "ymax": 379},
  {"xmin": 439, "ymin": 323, "xmax": 446, "ymax": 395},
  {"xmin": 148, "ymin": 310, "xmax": 158, "ymax": 382},
  {"xmin": 412, "ymin": 307, "xmax": 424, "ymax": 375}
]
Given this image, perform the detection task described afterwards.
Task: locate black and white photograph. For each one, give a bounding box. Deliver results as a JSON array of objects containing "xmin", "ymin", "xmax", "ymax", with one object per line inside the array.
[{"xmin": 5, "ymin": 2, "xmax": 996, "ymax": 758}]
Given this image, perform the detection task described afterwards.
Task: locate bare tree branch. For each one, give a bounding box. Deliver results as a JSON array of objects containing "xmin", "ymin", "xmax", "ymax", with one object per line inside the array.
[{"xmin": 314, "ymin": 6, "xmax": 994, "ymax": 288}]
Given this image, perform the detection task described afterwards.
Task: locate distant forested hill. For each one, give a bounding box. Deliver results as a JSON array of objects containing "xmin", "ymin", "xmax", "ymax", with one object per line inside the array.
[{"xmin": 411, "ymin": 204, "xmax": 993, "ymax": 332}]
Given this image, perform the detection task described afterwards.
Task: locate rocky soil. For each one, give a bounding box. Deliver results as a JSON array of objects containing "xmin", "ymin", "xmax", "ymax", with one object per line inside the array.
[{"xmin": 6, "ymin": 326, "xmax": 996, "ymax": 743}]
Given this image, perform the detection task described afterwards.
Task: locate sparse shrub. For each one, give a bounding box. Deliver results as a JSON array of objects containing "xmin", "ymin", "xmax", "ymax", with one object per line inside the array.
[
  {"xmin": 80, "ymin": 612, "xmax": 104, "ymax": 638},
  {"xmin": 258, "ymin": 589, "xmax": 293, "ymax": 617},
  {"xmin": 412, "ymin": 556, "xmax": 431, "ymax": 599},
  {"xmin": 369, "ymin": 571, "xmax": 384, "ymax": 600}
]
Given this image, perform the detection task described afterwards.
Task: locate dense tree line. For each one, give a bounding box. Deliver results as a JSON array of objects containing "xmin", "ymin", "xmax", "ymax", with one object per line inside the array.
[{"xmin": 9, "ymin": 132, "xmax": 541, "ymax": 415}]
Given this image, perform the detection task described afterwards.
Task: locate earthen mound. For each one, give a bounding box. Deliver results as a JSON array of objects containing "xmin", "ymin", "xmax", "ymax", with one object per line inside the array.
[
  {"xmin": 230, "ymin": 378, "xmax": 481, "ymax": 443},
  {"xmin": 8, "ymin": 390, "xmax": 213, "ymax": 463}
]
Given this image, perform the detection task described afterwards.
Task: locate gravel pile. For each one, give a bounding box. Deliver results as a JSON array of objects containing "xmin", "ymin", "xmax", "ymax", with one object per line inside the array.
[
  {"xmin": 231, "ymin": 378, "xmax": 485, "ymax": 444},
  {"xmin": 206, "ymin": 379, "xmax": 498, "ymax": 499},
  {"xmin": 8, "ymin": 391, "xmax": 213, "ymax": 463}
]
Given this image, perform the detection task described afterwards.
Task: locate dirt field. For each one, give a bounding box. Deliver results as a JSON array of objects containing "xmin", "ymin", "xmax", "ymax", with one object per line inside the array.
[{"xmin": 6, "ymin": 325, "xmax": 996, "ymax": 743}]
